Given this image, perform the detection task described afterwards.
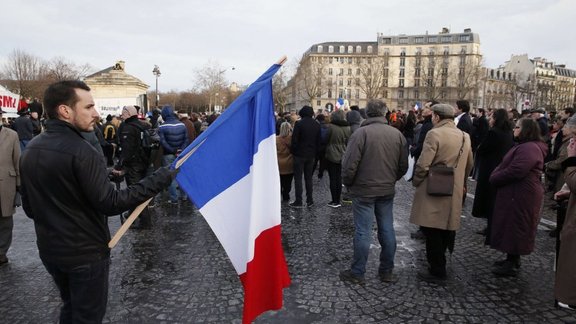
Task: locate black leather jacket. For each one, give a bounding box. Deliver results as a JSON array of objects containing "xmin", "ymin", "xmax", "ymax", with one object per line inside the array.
[{"xmin": 20, "ymin": 119, "xmax": 172, "ymax": 265}]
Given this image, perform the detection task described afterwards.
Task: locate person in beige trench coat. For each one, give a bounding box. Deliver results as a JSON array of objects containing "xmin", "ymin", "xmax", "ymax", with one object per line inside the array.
[
  {"xmin": 0, "ymin": 108, "xmax": 22, "ymax": 265},
  {"xmin": 409, "ymin": 104, "xmax": 473, "ymax": 281},
  {"xmin": 554, "ymin": 138, "xmax": 576, "ymax": 310}
]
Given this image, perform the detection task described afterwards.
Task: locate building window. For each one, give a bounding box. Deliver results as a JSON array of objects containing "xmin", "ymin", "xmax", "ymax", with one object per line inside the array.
[
  {"xmin": 348, "ymin": 57, "xmax": 353, "ymax": 64},
  {"xmin": 415, "ymin": 37, "xmax": 424, "ymax": 44},
  {"xmin": 347, "ymin": 89, "xmax": 351, "ymax": 99},
  {"xmin": 329, "ymin": 57, "xmax": 333, "ymax": 63},
  {"xmin": 398, "ymin": 90, "xmax": 404, "ymax": 99},
  {"xmin": 383, "ymin": 69, "xmax": 389, "ymax": 77},
  {"xmin": 367, "ymin": 46, "xmax": 373, "ymax": 53},
  {"xmin": 381, "ymin": 38, "xmax": 392, "ymax": 44},
  {"xmin": 317, "ymin": 100, "xmax": 321, "ymax": 106},
  {"xmin": 399, "ymin": 37, "xmax": 408, "ymax": 44},
  {"xmin": 400, "ymin": 57, "xmax": 406, "ymax": 67},
  {"xmin": 339, "ymin": 79, "xmax": 343, "ymax": 86},
  {"xmin": 383, "ymin": 90, "xmax": 388, "ymax": 98},
  {"xmin": 348, "ymin": 45, "xmax": 353, "ymax": 53},
  {"xmin": 328, "ymin": 89, "xmax": 332, "ymax": 98},
  {"xmin": 340, "ymin": 57, "xmax": 344, "ymax": 63},
  {"xmin": 460, "ymin": 56, "xmax": 466, "ymax": 66},
  {"xmin": 443, "ymin": 47, "xmax": 449, "ymax": 55},
  {"xmin": 441, "ymin": 78, "xmax": 447, "ymax": 87},
  {"xmin": 347, "ymin": 79, "xmax": 352, "ymax": 86},
  {"xmin": 428, "ymin": 68, "xmax": 434, "ymax": 76},
  {"xmin": 348, "ymin": 68, "xmax": 352, "ymax": 76},
  {"xmin": 399, "ymin": 79, "xmax": 405, "ymax": 88},
  {"xmin": 339, "ymin": 68, "xmax": 344, "ymax": 76},
  {"xmin": 383, "ymin": 79, "xmax": 388, "ymax": 87},
  {"xmin": 328, "ymin": 68, "xmax": 333, "ymax": 75},
  {"xmin": 356, "ymin": 68, "xmax": 360, "ymax": 75},
  {"xmin": 459, "ymin": 35, "xmax": 471, "ymax": 42},
  {"xmin": 415, "ymin": 57, "xmax": 422, "ymax": 67},
  {"xmin": 414, "ymin": 79, "xmax": 420, "ymax": 87},
  {"xmin": 442, "ymin": 68, "xmax": 448, "ymax": 76},
  {"xmin": 356, "ymin": 45, "xmax": 362, "ymax": 53},
  {"xmin": 399, "ymin": 69, "xmax": 405, "ymax": 77},
  {"xmin": 460, "ymin": 46, "xmax": 467, "ymax": 54},
  {"xmin": 367, "ymin": 57, "xmax": 372, "ymax": 64},
  {"xmin": 441, "ymin": 36, "xmax": 452, "ymax": 42},
  {"xmin": 400, "ymin": 48, "xmax": 406, "ymax": 56},
  {"xmin": 428, "ymin": 36, "xmax": 437, "ymax": 43},
  {"xmin": 317, "ymin": 45, "xmax": 323, "ymax": 52},
  {"xmin": 355, "ymin": 78, "xmax": 360, "ymax": 86},
  {"xmin": 415, "ymin": 68, "xmax": 421, "ymax": 77},
  {"xmin": 355, "ymin": 89, "xmax": 360, "ymax": 99},
  {"xmin": 441, "ymin": 91, "xmax": 447, "ymax": 99},
  {"xmin": 328, "ymin": 45, "xmax": 334, "ymax": 53},
  {"xmin": 339, "ymin": 45, "xmax": 345, "ymax": 53}
]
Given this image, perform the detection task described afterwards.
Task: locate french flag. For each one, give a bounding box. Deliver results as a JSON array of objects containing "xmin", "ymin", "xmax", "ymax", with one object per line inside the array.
[{"xmin": 174, "ymin": 62, "xmax": 291, "ymax": 323}]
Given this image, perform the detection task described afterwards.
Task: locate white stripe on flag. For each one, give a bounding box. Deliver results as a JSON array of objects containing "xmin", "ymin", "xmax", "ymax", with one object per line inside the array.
[{"xmin": 199, "ymin": 134, "xmax": 281, "ymax": 274}]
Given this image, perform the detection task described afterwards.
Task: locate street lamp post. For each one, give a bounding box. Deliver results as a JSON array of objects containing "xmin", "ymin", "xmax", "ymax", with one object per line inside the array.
[{"xmin": 152, "ymin": 65, "xmax": 161, "ymax": 108}]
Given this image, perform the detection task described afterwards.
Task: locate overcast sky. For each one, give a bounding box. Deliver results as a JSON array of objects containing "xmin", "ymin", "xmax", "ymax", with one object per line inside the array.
[{"xmin": 2, "ymin": 0, "xmax": 574, "ymax": 92}]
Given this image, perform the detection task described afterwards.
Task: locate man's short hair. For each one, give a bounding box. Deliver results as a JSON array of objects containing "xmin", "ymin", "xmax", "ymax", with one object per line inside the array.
[
  {"xmin": 456, "ymin": 100, "xmax": 470, "ymax": 113},
  {"xmin": 43, "ymin": 80, "xmax": 90, "ymax": 120},
  {"xmin": 365, "ymin": 99, "xmax": 388, "ymax": 117},
  {"xmin": 564, "ymin": 107, "xmax": 574, "ymax": 116}
]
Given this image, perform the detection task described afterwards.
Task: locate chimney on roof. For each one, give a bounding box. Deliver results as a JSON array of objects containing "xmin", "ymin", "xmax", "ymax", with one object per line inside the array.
[
  {"xmin": 464, "ymin": 28, "xmax": 471, "ymax": 33},
  {"xmin": 441, "ymin": 27, "xmax": 449, "ymax": 34}
]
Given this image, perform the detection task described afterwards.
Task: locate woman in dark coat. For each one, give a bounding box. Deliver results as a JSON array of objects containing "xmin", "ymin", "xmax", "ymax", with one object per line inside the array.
[
  {"xmin": 471, "ymin": 109, "xmax": 514, "ymax": 243},
  {"xmin": 489, "ymin": 118, "xmax": 548, "ymax": 276}
]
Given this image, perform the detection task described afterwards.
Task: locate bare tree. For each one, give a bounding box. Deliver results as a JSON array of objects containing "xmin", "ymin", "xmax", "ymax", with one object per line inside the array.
[
  {"xmin": 2, "ymin": 49, "xmax": 48, "ymax": 98},
  {"xmin": 294, "ymin": 54, "xmax": 325, "ymax": 106},
  {"xmin": 358, "ymin": 56, "xmax": 387, "ymax": 99},
  {"xmin": 418, "ymin": 55, "xmax": 445, "ymax": 101},
  {"xmin": 273, "ymin": 70, "xmax": 287, "ymax": 113},
  {"xmin": 453, "ymin": 56, "xmax": 483, "ymax": 100},
  {"xmin": 46, "ymin": 57, "xmax": 93, "ymax": 81},
  {"xmin": 193, "ymin": 61, "xmax": 233, "ymax": 113}
]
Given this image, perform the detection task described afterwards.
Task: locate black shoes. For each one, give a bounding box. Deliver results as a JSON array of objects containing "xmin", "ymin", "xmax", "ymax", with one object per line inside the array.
[
  {"xmin": 379, "ymin": 271, "xmax": 397, "ymax": 283},
  {"xmin": 339, "ymin": 269, "xmax": 365, "ymax": 285},
  {"xmin": 492, "ymin": 260, "xmax": 519, "ymax": 277},
  {"xmin": 417, "ymin": 270, "xmax": 447, "ymax": 283},
  {"xmin": 289, "ymin": 201, "xmax": 304, "ymax": 209}
]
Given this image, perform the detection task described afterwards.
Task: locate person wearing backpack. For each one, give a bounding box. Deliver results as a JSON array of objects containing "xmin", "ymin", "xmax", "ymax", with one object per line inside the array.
[
  {"xmin": 101, "ymin": 114, "xmax": 117, "ymax": 166},
  {"xmin": 118, "ymin": 106, "xmax": 153, "ymax": 229}
]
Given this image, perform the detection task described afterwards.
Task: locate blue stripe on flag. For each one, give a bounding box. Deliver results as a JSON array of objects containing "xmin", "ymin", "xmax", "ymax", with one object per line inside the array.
[{"xmin": 173, "ymin": 63, "xmax": 281, "ymax": 208}]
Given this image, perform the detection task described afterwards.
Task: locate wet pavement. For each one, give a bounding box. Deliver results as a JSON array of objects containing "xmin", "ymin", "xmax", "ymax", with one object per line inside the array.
[{"xmin": 1, "ymin": 177, "xmax": 575, "ymax": 323}]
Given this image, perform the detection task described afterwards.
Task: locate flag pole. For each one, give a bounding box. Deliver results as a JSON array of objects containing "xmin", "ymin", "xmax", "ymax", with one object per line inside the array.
[
  {"xmin": 108, "ymin": 56, "xmax": 287, "ymax": 249},
  {"xmin": 108, "ymin": 197, "xmax": 152, "ymax": 248}
]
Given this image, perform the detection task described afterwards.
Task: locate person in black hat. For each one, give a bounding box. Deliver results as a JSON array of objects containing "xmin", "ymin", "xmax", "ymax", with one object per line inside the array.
[
  {"xmin": 12, "ymin": 108, "xmax": 34, "ymax": 151},
  {"xmin": 531, "ymin": 108, "xmax": 549, "ymax": 142}
]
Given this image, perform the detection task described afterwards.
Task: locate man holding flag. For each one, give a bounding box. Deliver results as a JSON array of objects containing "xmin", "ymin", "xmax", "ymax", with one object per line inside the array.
[{"xmin": 174, "ymin": 59, "xmax": 291, "ymax": 323}]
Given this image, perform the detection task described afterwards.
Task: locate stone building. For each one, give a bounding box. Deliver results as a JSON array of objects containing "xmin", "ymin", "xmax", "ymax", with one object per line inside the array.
[
  {"xmin": 503, "ymin": 54, "xmax": 576, "ymax": 112},
  {"xmin": 84, "ymin": 61, "xmax": 149, "ymax": 116},
  {"xmin": 286, "ymin": 28, "xmax": 483, "ymax": 112},
  {"xmin": 478, "ymin": 67, "xmax": 518, "ymax": 111}
]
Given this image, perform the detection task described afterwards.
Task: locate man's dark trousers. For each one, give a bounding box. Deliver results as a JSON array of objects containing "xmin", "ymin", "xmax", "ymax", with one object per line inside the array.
[
  {"xmin": 42, "ymin": 257, "xmax": 110, "ymax": 324},
  {"xmin": 293, "ymin": 155, "xmax": 315, "ymax": 205}
]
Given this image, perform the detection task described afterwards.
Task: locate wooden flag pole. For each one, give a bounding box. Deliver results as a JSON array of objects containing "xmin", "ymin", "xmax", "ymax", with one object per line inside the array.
[
  {"xmin": 108, "ymin": 198, "xmax": 153, "ymax": 248},
  {"xmin": 109, "ymin": 55, "xmax": 287, "ymax": 249}
]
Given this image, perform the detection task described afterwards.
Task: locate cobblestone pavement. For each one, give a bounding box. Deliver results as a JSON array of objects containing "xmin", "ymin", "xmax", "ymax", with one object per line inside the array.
[{"xmin": 1, "ymin": 177, "xmax": 575, "ymax": 323}]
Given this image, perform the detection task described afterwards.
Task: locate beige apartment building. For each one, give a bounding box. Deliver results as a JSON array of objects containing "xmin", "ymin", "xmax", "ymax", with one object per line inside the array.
[
  {"xmin": 84, "ymin": 61, "xmax": 149, "ymax": 116},
  {"xmin": 286, "ymin": 28, "xmax": 483, "ymax": 112}
]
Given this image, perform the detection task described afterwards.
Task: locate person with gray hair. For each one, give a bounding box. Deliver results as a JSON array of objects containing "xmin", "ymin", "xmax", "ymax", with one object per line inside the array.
[{"xmin": 340, "ymin": 99, "xmax": 408, "ymax": 285}]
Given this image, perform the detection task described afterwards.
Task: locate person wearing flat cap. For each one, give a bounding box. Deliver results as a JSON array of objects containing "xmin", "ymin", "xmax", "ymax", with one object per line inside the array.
[{"xmin": 409, "ymin": 103, "xmax": 474, "ymax": 282}]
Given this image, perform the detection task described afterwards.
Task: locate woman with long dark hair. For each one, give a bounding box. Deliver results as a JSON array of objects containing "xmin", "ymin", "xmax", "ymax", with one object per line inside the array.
[
  {"xmin": 489, "ymin": 118, "xmax": 548, "ymax": 276},
  {"xmin": 471, "ymin": 109, "xmax": 514, "ymax": 242}
]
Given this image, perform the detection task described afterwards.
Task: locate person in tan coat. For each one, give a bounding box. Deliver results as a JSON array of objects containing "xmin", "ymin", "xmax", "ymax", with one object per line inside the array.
[
  {"xmin": 0, "ymin": 108, "xmax": 21, "ymax": 265},
  {"xmin": 410, "ymin": 103, "xmax": 473, "ymax": 281},
  {"xmin": 553, "ymin": 138, "xmax": 576, "ymax": 311},
  {"xmin": 276, "ymin": 122, "xmax": 294, "ymax": 202}
]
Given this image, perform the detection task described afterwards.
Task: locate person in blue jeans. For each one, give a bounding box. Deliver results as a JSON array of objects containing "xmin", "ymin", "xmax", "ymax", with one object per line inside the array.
[
  {"xmin": 339, "ymin": 99, "xmax": 408, "ymax": 285},
  {"xmin": 158, "ymin": 105, "xmax": 189, "ymax": 204}
]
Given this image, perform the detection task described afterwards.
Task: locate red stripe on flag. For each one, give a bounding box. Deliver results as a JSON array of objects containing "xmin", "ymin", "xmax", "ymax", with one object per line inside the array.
[{"xmin": 239, "ymin": 224, "xmax": 291, "ymax": 324}]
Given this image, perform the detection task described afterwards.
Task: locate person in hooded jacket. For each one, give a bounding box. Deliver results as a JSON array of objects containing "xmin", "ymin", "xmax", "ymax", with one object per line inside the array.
[
  {"xmin": 290, "ymin": 106, "xmax": 320, "ymax": 208},
  {"xmin": 346, "ymin": 105, "xmax": 364, "ymax": 134},
  {"xmin": 489, "ymin": 117, "xmax": 548, "ymax": 277},
  {"xmin": 158, "ymin": 105, "xmax": 188, "ymax": 203},
  {"xmin": 324, "ymin": 110, "xmax": 350, "ymax": 207}
]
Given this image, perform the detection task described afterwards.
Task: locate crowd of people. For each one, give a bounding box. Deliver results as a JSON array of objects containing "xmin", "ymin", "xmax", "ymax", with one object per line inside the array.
[
  {"xmin": 275, "ymin": 100, "xmax": 575, "ymax": 311},
  {"xmin": 1, "ymin": 79, "xmax": 575, "ymax": 322}
]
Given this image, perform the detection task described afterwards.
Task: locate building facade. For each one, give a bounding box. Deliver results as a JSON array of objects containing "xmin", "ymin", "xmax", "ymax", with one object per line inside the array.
[
  {"xmin": 84, "ymin": 61, "xmax": 149, "ymax": 116},
  {"xmin": 286, "ymin": 28, "xmax": 483, "ymax": 112},
  {"xmin": 477, "ymin": 67, "xmax": 518, "ymax": 110},
  {"xmin": 503, "ymin": 54, "xmax": 576, "ymax": 112}
]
